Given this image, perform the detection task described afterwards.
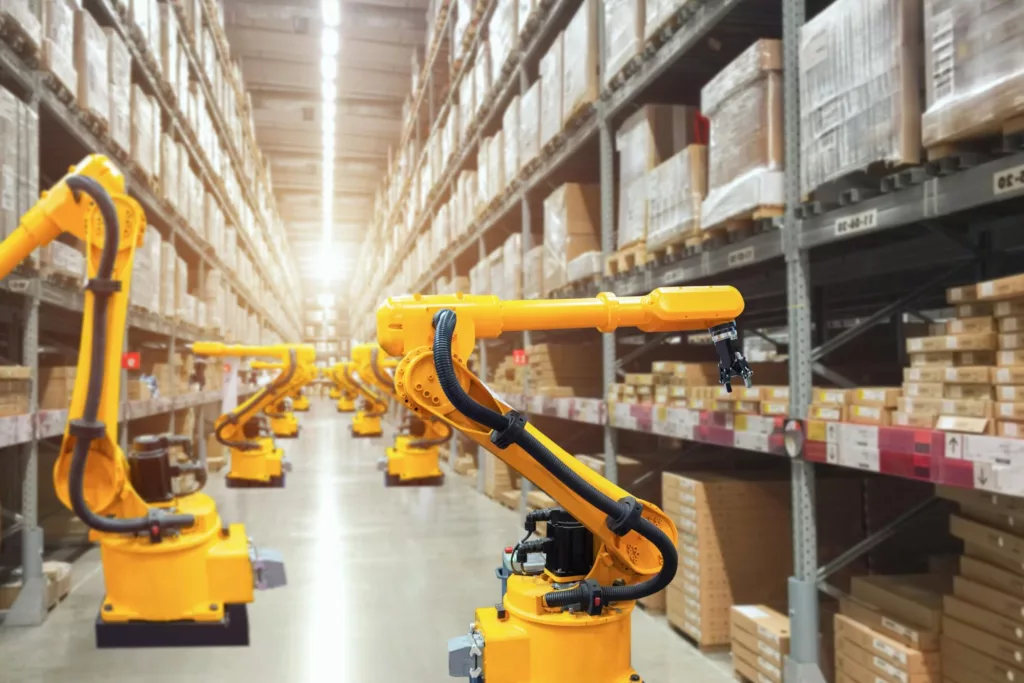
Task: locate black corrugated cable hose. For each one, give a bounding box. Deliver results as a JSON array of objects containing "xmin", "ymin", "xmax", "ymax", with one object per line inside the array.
[
  {"xmin": 65, "ymin": 176, "xmax": 194, "ymax": 534},
  {"xmin": 430, "ymin": 309, "xmax": 677, "ymax": 605}
]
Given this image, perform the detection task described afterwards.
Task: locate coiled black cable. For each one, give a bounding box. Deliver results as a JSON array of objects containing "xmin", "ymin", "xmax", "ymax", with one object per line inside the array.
[
  {"xmin": 65, "ymin": 176, "xmax": 193, "ymax": 534},
  {"xmin": 431, "ymin": 308, "xmax": 677, "ymax": 604}
]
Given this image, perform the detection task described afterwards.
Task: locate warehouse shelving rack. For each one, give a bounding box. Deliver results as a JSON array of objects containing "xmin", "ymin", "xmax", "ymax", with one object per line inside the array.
[
  {"xmin": 0, "ymin": 0, "xmax": 297, "ymax": 627},
  {"xmin": 357, "ymin": 0, "xmax": 1024, "ymax": 677}
]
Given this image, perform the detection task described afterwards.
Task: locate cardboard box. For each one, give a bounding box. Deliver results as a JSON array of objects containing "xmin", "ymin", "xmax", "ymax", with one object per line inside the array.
[
  {"xmin": 907, "ymin": 333, "xmax": 998, "ymax": 353},
  {"xmin": 731, "ymin": 604, "xmax": 790, "ymax": 656},
  {"xmin": 903, "ymin": 382, "xmax": 944, "ymax": 399},
  {"xmin": 996, "ymin": 300, "xmax": 1024, "ymax": 319},
  {"xmin": 41, "ymin": 0, "xmax": 77, "ymax": 95},
  {"xmin": 835, "ymin": 635, "xmax": 940, "ymax": 683},
  {"xmin": 909, "ymin": 352, "xmax": 955, "ymax": 367},
  {"xmin": 999, "ymin": 316, "xmax": 1024, "ymax": 333},
  {"xmin": 39, "ymin": 366, "xmax": 76, "ymax": 410},
  {"xmin": 949, "ymin": 317, "xmax": 997, "ymax": 335},
  {"xmin": 543, "ymin": 183, "xmax": 600, "ymax": 294},
  {"xmin": 732, "ymin": 642, "xmax": 782, "ymax": 683},
  {"xmin": 1000, "ymin": 333, "xmax": 1024, "ymax": 350},
  {"xmin": 835, "ymin": 614, "xmax": 940, "ymax": 674},
  {"xmin": 958, "ymin": 351, "xmax": 997, "ymax": 366},
  {"xmin": 948, "ymin": 284, "xmax": 978, "ymax": 304},
  {"xmin": 979, "ymin": 274, "xmax": 1024, "ymax": 302},
  {"xmin": 848, "ymin": 404, "xmax": 892, "ymax": 426},
  {"xmin": 960, "ymin": 555, "xmax": 1024, "ymax": 601},
  {"xmin": 810, "ymin": 403, "xmax": 845, "ymax": 421},
  {"xmin": 944, "ymin": 594, "xmax": 1024, "ymax": 645},
  {"xmin": 893, "ymin": 412, "xmax": 936, "ymax": 428},
  {"xmin": 935, "ymin": 416, "xmax": 992, "ymax": 434},
  {"xmin": 814, "ymin": 388, "xmax": 850, "ymax": 405},
  {"xmin": 953, "ymin": 576, "xmax": 1024, "ymax": 624},
  {"xmin": 898, "ymin": 398, "xmax": 991, "ymax": 419},
  {"xmin": 997, "ymin": 402, "xmax": 1024, "ymax": 420},
  {"xmin": 994, "ymin": 367, "xmax": 1024, "ymax": 385},
  {"xmin": 958, "ymin": 302, "xmax": 995, "ymax": 318},
  {"xmin": 850, "ymin": 574, "xmax": 948, "ymax": 637},
  {"xmin": 74, "ymin": 8, "xmax": 109, "ymax": 124},
  {"xmin": 852, "ymin": 387, "xmax": 901, "ymax": 408},
  {"xmin": 950, "ymin": 515, "xmax": 1024, "ymax": 565},
  {"xmin": 942, "ymin": 633, "xmax": 1024, "ymax": 683},
  {"xmin": 562, "ymin": 0, "xmax": 598, "ymax": 123},
  {"xmin": 945, "ymin": 384, "xmax": 994, "ymax": 400}
]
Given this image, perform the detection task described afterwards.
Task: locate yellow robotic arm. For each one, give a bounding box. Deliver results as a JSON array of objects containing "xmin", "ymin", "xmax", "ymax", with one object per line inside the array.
[
  {"xmin": 327, "ymin": 361, "xmax": 357, "ymax": 412},
  {"xmin": 377, "ymin": 288, "xmax": 751, "ymax": 683},
  {"xmin": 348, "ymin": 344, "xmax": 391, "ymax": 437},
  {"xmin": 192, "ymin": 343, "xmax": 316, "ymax": 485},
  {"xmin": 0, "ymin": 155, "xmax": 283, "ymax": 647}
]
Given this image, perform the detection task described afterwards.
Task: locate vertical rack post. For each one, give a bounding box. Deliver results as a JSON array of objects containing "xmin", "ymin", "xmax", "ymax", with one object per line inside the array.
[
  {"xmin": 519, "ymin": 64, "xmax": 533, "ymax": 515},
  {"xmin": 783, "ymin": 0, "xmax": 824, "ymax": 681},
  {"xmin": 6, "ymin": 277, "xmax": 47, "ymax": 626},
  {"xmin": 596, "ymin": 0, "xmax": 618, "ymax": 485},
  {"xmin": 167, "ymin": 228, "xmax": 178, "ymax": 433}
]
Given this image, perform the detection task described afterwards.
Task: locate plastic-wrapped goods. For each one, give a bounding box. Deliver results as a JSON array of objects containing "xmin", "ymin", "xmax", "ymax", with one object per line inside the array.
[
  {"xmin": 503, "ymin": 96, "xmax": 520, "ymax": 183},
  {"xmin": 159, "ymin": 3, "xmax": 178, "ymax": 91},
  {"xmin": 523, "ymin": 245, "xmax": 544, "ymax": 299},
  {"xmin": 223, "ymin": 226, "xmax": 237, "ymax": 272},
  {"xmin": 160, "ymin": 134, "xmax": 178, "ymax": 207},
  {"xmin": 459, "ymin": 62, "xmax": 475, "ymax": 137},
  {"xmin": 18, "ymin": 102, "xmax": 37, "ymax": 237},
  {"xmin": 489, "ymin": 132, "xmax": 505, "ymax": 199},
  {"xmin": 562, "ymin": 0, "xmax": 599, "ymax": 125},
  {"xmin": 106, "ymin": 28, "xmax": 131, "ymax": 155},
  {"xmin": 616, "ymin": 105, "xmax": 699, "ymax": 248},
  {"xmin": 539, "ymin": 33, "xmax": 563, "ymax": 149},
  {"xmin": 204, "ymin": 269, "xmax": 224, "ymax": 332},
  {"xmin": 647, "ymin": 145, "xmax": 707, "ymax": 250},
  {"xmin": 41, "ymin": 0, "xmax": 76, "ymax": 96},
  {"xmin": 477, "ymin": 142, "xmax": 490, "ymax": 204},
  {"xmin": 543, "ymin": 184, "xmax": 601, "ymax": 294},
  {"xmin": 520, "ymin": 81, "xmax": 541, "ymax": 167},
  {"xmin": 489, "ymin": 0, "xmax": 518, "ymax": 84},
  {"xmin": 196, "ymin": 301, "xmax": 207, "ymax": 330},
  {"xmin": 474, "ymin": 43, "xmax": 492, "ymax": 116},
  {"xmin": 74, "ymin": 9, "xmax": 109, "ymax": 125},
  {"xmin": 0, "ymin": 0, "xmax": 41, "ymax": 51},
  {"xmin": 799, "ymin": 0, "xmax": 921, "ymax": 198},
  {"xmin": 518, "ymin": 0, "xmax": 535, "ymax": 36},
  {"xmin": 443, "ymin": 107, "xmax": 459, "ymax": 168},
  {"xmin": 158, "ymin": 242, "xmax": 175, "ymax": 318},
  {"xmin": 922, "ymin": 0, "xmax": 1024, "ymax": 148},
  {"xmin": 130, "ymin": 0, "xmax": 151, "ymax": 49},
  {"xmin": 130, "ymin": 86, "xmax": 156, "ymax": 177},
  {"xmin": 130, "ymin": 225, "xmax": 161, "ymax": 312},
  {"xmin": 175, "ymin": 256, "xmax": 188, "ymax": 320},
  {"xmin": 41, "ymin": 240, "xmax": 84, "ymax": 280},
  {"xmin": 502, "ymin": 233, "xmax": 522, "ymax": 300},
  {"xmin": 432, "ymin": 204, "xmax": 449, "ymax": 263},
  {"xmin": 603, "ymin": 0, "xmax": 644, "ymax": 84},
  {"xmin": 567, "ymin": 251, "xmax": 603, "ymax": 283},
  {"xmin": 454, "ymin": 0, "xmax": 472, "ymax": 57},
  {"xmin": 488, "ymin": 248, "xmax": 505, "ymax": 299},
  {"xmin": 701, "ymin": 40, "xmax": 784, "ymax": 231},
  {"xmin": 180, "ymin": 293, "xmax": 197, "ymax": 325},
  {"xmin": 204, "ymin": 192, "xmax": 223, "ymax": 251},
  {"xmin": 645, "ymin": 0, "xmax": 694, "ymax": 40},
  {"xmin": 0, "ymin": 88, "xmax": 15, "ymax": 240},
  {"xmin": 469, "ymin": 258, "xmax": 490, "ymax": 294}
]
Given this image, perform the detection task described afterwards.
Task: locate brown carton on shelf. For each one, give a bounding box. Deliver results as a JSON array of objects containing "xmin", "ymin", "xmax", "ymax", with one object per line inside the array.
[
  {"xmin": 850, "ymin": 574, "xmax": 948, "ymax": 635},
  {"xmin": 946, "ymin": 615, "xmax": 1024, "ymax": 669},
  {"xmin": 848, "ymin": 404, "xmax": 892, "ymax": 426},
  {"xmin": 935, "ymin": 416, "xmax": 991, "ymax": 435},
  {"xmin": 942, "ymin": 633, "xmax": 1024, "ymax": 683},
  {"xmin": 542, "ymin": 183, "xmax": 600, "ymax": 294},
  {"xmin": 893, "ymin": 412, "xmax": 937, "ymax": 428},
  {"xmin": 978, "ymin": 274, "xmax": 1024, "ymax": 302},
  {"xmin": 732, "ymin": 641, "xmax": 783, "ymax": 683},
  {"xmin": 945, "ymin": 384, "xmax": 994, "ymax": 400},
  {"xmin": 73, "ymin": 8, "xmax": 109, "ymax": 125},
  {"xmin": 947, "ymin": 284, "xmax": 978, "ymax": 304},
  {"xmin": 837, "ymin": 598, "xmax": 938, "ymax": 650},
  {"xmin": 943, "ymin": 594, "xmax": 1024, "ymax": 645},
  {"xmin": 909, "ymin": 352, "xmax": 955, "ymax": 367},
  {"xmin": 949, "ymin": 316, "xmax": 997, "ymax": 335},
  {"xmin": 907, "ymin": 333, "xmax": 998, "ymax": 353},
  {"xmin": 835, "ymin": 635, "xmax": 940, "ymax": 683},
  {"xmin": 701, "ymin": 39, "xmax": 784, "ymax": 232},
  {"xmin": 39, "ymin": 366, "xmax": 76, "ymax": 411},
  {"xmin": 903, "ymin": 383, "xmax": 944, "ymax": 399},
  {"xmin": 945, "ymin": 366, "xmax": 997, "ymax": 384},
  {"xmin": 731, "ymin": 604, "xmax": 790, "ymax": 657},
  {"xmin": 561, "ymin": 0, "xmax": 598, "ymax": 124},
  {"xmin": 958, "ymin": 302, "xmax": 995, "ymax": 318},
  {"xmin": 834, "ymin": 614, "xmax": 940, "ymax": 674},
  {"xmin": 996, "ymin": 301, "xmax": 1024, "ymax": 319}
]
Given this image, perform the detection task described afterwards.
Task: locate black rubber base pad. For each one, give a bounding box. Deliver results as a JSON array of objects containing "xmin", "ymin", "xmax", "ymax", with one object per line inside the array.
[
  {"xmin": 384, "ymin": 472, "xmax": 445, "ymax": 488},
  {"xmin": 350, "ymin": 430, "xmax": 382, "ymax": 438},
  {"xmin": 96, "ymin": 603, "xmax": 250, "ymax": 648},
  {"xmin": 225, "ymin": 474, "xmax": 285, "ymax": 488},
  {"xmin": 275, "ymin": 432, "xmax": 299, "ymax": 439}
]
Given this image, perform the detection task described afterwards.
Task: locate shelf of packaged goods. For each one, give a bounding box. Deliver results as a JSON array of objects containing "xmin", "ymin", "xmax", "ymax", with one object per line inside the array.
[
  {"xmin": 502, "ymin": 394, "xmax": 1024, "ymax": 496},
  {"xmin": 800, "ymin": 151, "xmax": 1024, "ymax": 251},
  {"xmin": 398, "ymin": 0, "xmax": 457, "ymax": 151},
  {"xmin": 803, "ymin": 421, "xmax": 1024, "ymax": 496},
  {"xmin": 0, "ymin": 390, "xmax": 227, "ymax": 450},
  {"xmin": 92, "ymin": 0, "xmax": 298, "ymax": 337}
]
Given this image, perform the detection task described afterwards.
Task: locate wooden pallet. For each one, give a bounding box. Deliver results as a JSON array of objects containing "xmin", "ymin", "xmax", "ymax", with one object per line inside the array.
[
  {"xmin": 605, "ymin": 241, "xmax": 651, "ymax": 276},
  {"xmin": 648, "ymin": 229, "xmax": 701, "ymax": 265},
  {"xmin": 926, "ymin": 114, "xmax": 1024, "ymax": 163},
  {"xmin": 703, "ymin": 206, "xmax": 783, "ymax": 246},
  {"xmin": 0, "ymin": 15, "xmax": 38, "ymax": 66}
]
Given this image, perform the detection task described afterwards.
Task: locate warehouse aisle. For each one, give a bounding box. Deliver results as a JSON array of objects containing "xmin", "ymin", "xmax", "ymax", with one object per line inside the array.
[{"xmin": 0, "ymin": 403, "xmax": 732, "ymax": 683}]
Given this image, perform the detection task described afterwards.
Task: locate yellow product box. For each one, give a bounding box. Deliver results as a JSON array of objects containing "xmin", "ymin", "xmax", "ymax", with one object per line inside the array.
[
  {"xmin": 624, "ymin": 373, "xmax": 654, "ymax": 386},
  {"xmin": 902, "ymin": 383, "xmax": 944, "ymax": 399},
  {"xmin": 947, "ymin": 316, "xmax": 996, "ymax": 335},
  {"xmin": 807, "ymin": 420, "xmax": 829, "ymax": 442},
  {"xmin": 762, "ymin": 386, "xmax": 789, "ymax": 400},
  {"xmin": 852, "ymin": 387, "xmax": 900, "ymax": 408},
  {"xmin": 848, "ymin": 404, "xmax": 891, "ymax": 426},
  {"xmin": 892, "ymin": 411, "xmax": 936, "ymax": 428},
  {"xmin": 812, "ymin": 388, "xmax": 850, "ymax": 405},
  {"xmin": 944, "ymin": 384, "xmax": 993, "ymax": 400},
  {"xmin": 809, "ymin": 403, "xmax": 845, "ymax": 422},
  {"xmin": 761, "ymin": 400, "xmax": 788, "ymax": 416}
]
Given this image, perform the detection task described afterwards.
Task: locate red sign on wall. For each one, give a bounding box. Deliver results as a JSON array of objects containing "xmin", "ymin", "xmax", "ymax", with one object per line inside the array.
[
  {"xmin": 513, "ymin": 349, "xmax": 527, "ymax": 366},
  {"xmin": 122, "ymin": 352, "xmax": 141, "ymax": 370}
]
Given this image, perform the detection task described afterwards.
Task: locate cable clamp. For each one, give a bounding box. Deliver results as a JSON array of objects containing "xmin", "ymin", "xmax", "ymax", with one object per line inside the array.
[
  {"xmin": 490, "ymin": 410, "xmax": 527, "ymax": 450},
  {"xmin": 69, "ymin": 418, "xmax": 105, "ymax": 441},
  {"xmin": 605, "ymin": 497, "xmax": 643, "ymax": 537},
  {"xmin": 579, "ymin": 579, "xmax": 604, "ymax": 616},
  {"xmin": 84, "ymin": 277, "xmax": 122, "ymax": 295}
]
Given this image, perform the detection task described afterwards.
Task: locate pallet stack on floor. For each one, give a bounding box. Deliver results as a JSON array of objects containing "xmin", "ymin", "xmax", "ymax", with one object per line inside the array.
[{"xmin": 730, "ymin": 605, "xmax": 790, "ymax": 683}]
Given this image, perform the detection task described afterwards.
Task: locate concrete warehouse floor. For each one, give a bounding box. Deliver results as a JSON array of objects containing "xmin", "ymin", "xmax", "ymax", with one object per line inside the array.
[{"xmin": 0, "ymin": 402, "xmax": 733, "ymax": 683}]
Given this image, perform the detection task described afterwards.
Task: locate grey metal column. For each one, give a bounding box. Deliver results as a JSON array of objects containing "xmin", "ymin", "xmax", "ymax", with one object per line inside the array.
[
  {"xmin": 167, "ymin": 229, "xmax": 178, "ymax": 433},
  {"xmin": 596, "ymin": 0, "xmax": 618, "ymax": 485},
  {"xmin": 782, "ymin": 0, "xmax": 823, "ymax": 680},
  {"xmin": 7, "ymin": 279, "xmax": 46, "ymax": 626},
  {"xmin": 519, "ymin": 65, "xmax": 533, "ymax": 515}
]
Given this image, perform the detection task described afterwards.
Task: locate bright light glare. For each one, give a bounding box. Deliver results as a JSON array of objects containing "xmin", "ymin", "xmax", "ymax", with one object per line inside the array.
[
  {"xmin": 320, "ymin": 28, "xmax": 339, "ymax": 57},
  {"xmin": 322, "ymin": 0, "xmax": 341, "ymax": 27},
  {"xmin": 317, "ymin": 293, "xmax": 336, "ymax": 308},
  {"xmin": 320, "ymin": 55, "xmax": 337, "ymax": 81},
  {"xmin": 322, "ymin": 80, "xmax": 337, "ymax": 103}
]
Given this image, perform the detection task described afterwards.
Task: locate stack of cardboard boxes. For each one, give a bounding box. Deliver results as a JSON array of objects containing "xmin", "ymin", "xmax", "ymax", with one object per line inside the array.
[
  {"xmin": 38, "ymin": 366, "xmax": 77, "ymax": 411},
  {"xmin": 542, "ymin": 183, "xmax": 601, "ymax": 295},
  {"xmin": 834, "ymin": 574, "xmax": 947, "ymax": 683},
  {"xmin": 0, "ymin": 366, "xmax": 31, "ymax": 417},
  {"xmin": 809, "ymin": 387, "xmax": 901, "ymax": 425},
  {"xmin": 662, "ymin": 472, "xmax": 792, "ymax": 648},
  {"xmin": 730, "ymin": 605, "xmax": 790, "ymax": 683},
  {"xmin": 941, "ymin": 486, "xmax": 1024, "ymax": 683},
  {"xmin": 526, "ymin": 343, "xmax": 602, "ymax": 397}
]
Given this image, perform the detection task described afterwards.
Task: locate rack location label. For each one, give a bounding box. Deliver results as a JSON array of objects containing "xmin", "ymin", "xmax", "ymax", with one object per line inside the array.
[{"xmin": 994, "ymin": 164, "xmax": 1024, "ymax": 196}]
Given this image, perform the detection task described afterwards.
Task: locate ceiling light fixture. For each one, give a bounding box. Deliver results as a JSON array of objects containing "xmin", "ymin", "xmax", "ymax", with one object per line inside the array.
[{"xmin": 322, "ymin": 0, "xmax": 341, "ymax": 28}]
